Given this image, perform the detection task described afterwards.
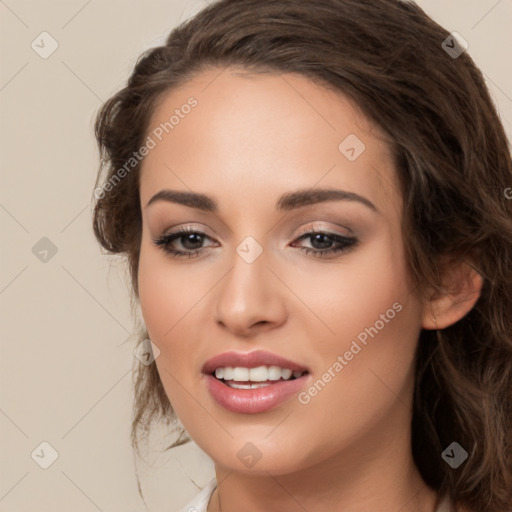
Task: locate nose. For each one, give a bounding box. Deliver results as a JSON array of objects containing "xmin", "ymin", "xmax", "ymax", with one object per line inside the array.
[{"xmin": 214, "ymin": 250, "xmax": 288, "ymax": 337}]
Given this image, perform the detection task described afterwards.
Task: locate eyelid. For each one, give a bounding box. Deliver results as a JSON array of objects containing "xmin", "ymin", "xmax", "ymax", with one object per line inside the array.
[
  {"xmin": 158, "ymin": 222, "xmax": 353, "ymax": 243},
  {"xmin": 293, "ymin": 222, "xmax": 353, "ymax": 238},
  {"xmin": 161, "ymin": 223, "xmax": 218, "ymax": 239}
]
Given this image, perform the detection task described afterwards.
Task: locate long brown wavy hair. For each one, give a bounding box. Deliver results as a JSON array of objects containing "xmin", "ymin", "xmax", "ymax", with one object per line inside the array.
[{"xmin": 92, "ymin": 0, "xmax": 512, "ymax": 510}]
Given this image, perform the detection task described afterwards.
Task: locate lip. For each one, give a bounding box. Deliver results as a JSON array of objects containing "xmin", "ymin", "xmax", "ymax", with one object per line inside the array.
[
  {"xmin": 204, "ymin": 374, "xmax": 309, "ymax": 414},
  {"xmin": 202, "ymin": 350, "xmax": 310, "ymax": 414},
  {"xmin": 201, "ymin": 349, "xmax": 309, "ymax": 375}
]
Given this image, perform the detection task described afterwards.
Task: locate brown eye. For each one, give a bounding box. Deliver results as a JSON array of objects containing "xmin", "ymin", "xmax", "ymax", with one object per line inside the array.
[
  {"xmin": 292, "ymin": 231, "xmax": 357, "ymax": 258},
  {"xmin": 153, "ymin": 228, "xmax": 217, "ymax": 258}
]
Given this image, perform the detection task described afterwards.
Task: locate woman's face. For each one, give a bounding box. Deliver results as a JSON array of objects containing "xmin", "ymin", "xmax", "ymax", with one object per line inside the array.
[{"xmin": 138, "ymin": 68, "xmax": 426, "ymax": 475}]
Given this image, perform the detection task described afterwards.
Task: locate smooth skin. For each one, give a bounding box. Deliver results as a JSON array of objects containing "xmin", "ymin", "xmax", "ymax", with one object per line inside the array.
[{"xmin": 137, "ymin": 68, "xmax": 482, "ymax": 512}]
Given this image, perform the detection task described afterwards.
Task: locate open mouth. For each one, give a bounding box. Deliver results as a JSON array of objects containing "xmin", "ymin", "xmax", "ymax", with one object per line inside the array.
[{"xmin": 211, "ymin": 365, "xmax": 309, "ymax": 389}]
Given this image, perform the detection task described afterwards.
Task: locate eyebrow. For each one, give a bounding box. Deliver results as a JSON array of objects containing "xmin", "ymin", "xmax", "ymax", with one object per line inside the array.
[{"xmin": 146, "ymin": 188, "xmax": 378, "ymax": 213}]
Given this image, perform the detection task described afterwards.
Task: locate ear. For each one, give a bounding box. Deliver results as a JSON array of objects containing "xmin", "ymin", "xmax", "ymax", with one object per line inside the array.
[{"xmin": 421, "ymin": 260, "xmax": 484, "ymax": 330}]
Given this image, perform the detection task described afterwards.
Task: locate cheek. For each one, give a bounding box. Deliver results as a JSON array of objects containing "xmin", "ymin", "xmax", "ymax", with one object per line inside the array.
[
  {"xmin": 292, "ymin": 233, "xmax": 416, "ymax": 350},
  {"xmin": 138, "ymin": 245, "xmax": 204, "ymax": 342},
  {"xmin": 138, "ymin": 249, "xmax": 174, "ymax": 341},
  {"xmin": 290, "ymin": 236, "xmax": 422, "ymax": 422},
  {"xmin": 137, "ymin": 248, "xmax": 204, "ymax": 412},
  {"xmin": 137, "ymin": 243, "xmax": 219, "ymax": 394}
]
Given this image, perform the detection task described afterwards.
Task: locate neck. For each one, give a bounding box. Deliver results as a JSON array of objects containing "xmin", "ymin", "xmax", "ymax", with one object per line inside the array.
[
  {"xmin": 207, "ymin": 401, "xmax": 438, "ymax": 512},
  {"xmin": 209, "ymin": 458, "xmax": 437, "ymax": 512}
]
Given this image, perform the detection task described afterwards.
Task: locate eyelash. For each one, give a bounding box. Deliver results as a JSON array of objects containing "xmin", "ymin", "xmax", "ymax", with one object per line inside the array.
[{"xmin": 153, "ymin": 227, "xmax": 357, "ymax": 259}]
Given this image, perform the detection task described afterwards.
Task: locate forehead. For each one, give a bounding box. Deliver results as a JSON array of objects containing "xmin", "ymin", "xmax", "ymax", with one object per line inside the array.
[{"xmin": 140, "ymin": 68, "xmax": 400, "ymax": 215}]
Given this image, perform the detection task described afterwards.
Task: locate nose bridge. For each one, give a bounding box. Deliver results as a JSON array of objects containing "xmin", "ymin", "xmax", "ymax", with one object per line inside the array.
[{"xmin": 215, "ymin": 239, "xmax": 287, "ymax": 334}]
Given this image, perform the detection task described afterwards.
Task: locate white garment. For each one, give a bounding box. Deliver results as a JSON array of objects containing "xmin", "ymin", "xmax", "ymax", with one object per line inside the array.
[
  {"xmin": 179, "ymin": 478, "xmax": 454, "ymax": 512},
  {"xmin": 179, "ymin": 478, "xmax": 217, "ymax": 512}
]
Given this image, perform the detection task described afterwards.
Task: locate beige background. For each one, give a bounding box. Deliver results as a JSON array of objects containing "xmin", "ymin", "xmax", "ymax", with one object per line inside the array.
[{"xmin": 1, "ymin": 1, "xmax": 511, "ymax": 511}]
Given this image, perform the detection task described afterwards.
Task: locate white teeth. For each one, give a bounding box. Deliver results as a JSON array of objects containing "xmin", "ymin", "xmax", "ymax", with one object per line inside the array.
[
  {"xmin": 267, "ymin": 366, "xmax": 283, "ymax": 380},
  {"xmin": 213, "ymin": 365, "xmax": 305, "ymax": 382},
  {"xmin": 227, "ymin": 382, "xmax": 272, "ymax": 389},
  {"xmin": 232, "ymin": 367, "xmax": 249, "ymax": 381},
  {"xmin": 249, "ymin": 366, "xmax": 268, "ymax": 382},
  {"xmin": 281, "ymin": 368, "xmax": 292, "ymax": 380}
]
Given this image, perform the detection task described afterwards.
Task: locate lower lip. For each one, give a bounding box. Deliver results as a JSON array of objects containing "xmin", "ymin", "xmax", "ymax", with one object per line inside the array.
[{"xmin": 204, "ymin": 374, "xmax": 309, "ymax": 414}]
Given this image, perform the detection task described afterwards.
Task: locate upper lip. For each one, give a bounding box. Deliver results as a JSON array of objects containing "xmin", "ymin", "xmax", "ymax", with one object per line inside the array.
[{"xmin": 202, "ymin": 350, "xmax": 309, "ymax": 375}]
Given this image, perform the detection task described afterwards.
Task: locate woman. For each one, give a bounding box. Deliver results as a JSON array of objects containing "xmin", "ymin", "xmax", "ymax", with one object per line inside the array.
[{"xmin": 92, "ymin": 0, "xmax": 512, "ymax": 510}]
